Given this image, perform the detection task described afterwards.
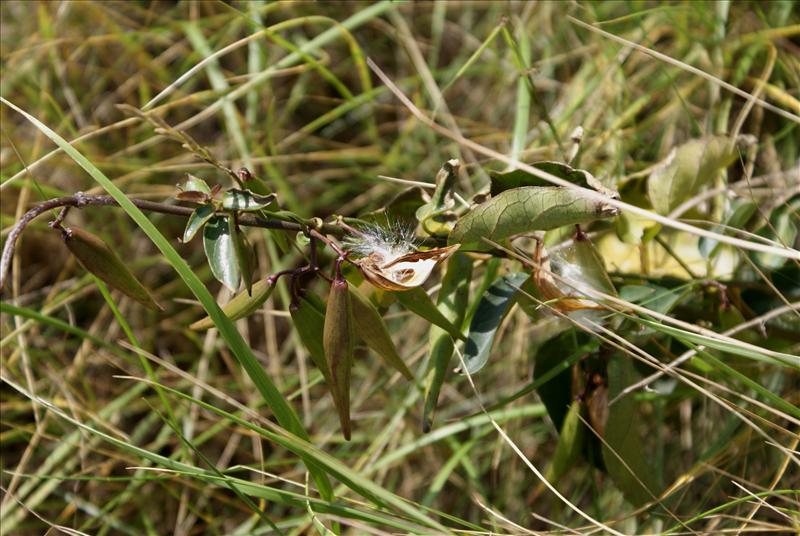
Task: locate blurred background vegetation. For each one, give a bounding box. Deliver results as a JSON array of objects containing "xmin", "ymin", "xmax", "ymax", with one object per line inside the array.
[{"xmin": 1, "ymin": 1, "xmax": 798, "ymax": 534}]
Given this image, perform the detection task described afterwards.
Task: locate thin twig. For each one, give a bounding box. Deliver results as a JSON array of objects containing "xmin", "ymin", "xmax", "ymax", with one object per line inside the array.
[{"xmin": 0, "ymin": 194, "xmax": 343, "ymax": 292}]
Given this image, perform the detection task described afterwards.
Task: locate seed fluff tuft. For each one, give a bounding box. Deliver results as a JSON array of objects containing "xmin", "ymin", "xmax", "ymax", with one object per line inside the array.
[{"xmin": 343, "ymin": 219, "xmax": 419, "ymax": 264}]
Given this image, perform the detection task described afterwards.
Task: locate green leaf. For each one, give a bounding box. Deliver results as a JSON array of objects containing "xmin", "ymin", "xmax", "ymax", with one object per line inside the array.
[
  {"xmin": 490, "ymin": 161, "xmax": 618, "ymax": 199},
  {"xmin": 349, "ymin": 286, "xmax": 413, "ymax": 380},
  {"xmin": 534, "ymin": 331, "xmax": 578, "ymax": 432},
  {"xmin": 602, "ymin": 354, "xmax": 660, "ymax": 507},
  {"xmin": 222, "ymin": 189, "xmax": 277, "ymax": 211},
  {"xmin": 698, "ymin": 199, "xmax": 756, "ymax": 259},
  {"xmin": 395, "ymin": 286, "xmax": 464, "ymax": 341},
  {"xmin": 449, "ymin": 187, "xmax": 618, "ymax": 248},
  {"xmin": 228, "ymin": 216, "xmax": 253, "ymax": 294},
  {"xmin": 461, "ymin": 272, "xmax": 528, "ymax": 374},
  {"xmin": 753, "ymin": 200, "xmax": 799, "ymax": 270},
  {"xmin": 62, "ymin": 226, "xmax": 161, "ymax": 310},
  {"xmin": 647, "ymin": 136, "xmax": 742, "ymax": 215},
  {"xmin": 182, "ymin": 203, "xmax": 215, "ymax": 243},
  {"xmin": 416, "ymin": 159, "xmax": 460, "ymax": 236},
  {"xmin": 179, "ymin": 173, "xmax": 211, "ymax": 194},
  {"xmin": 1, "ymin": 96, "xmax": 331, "ymax": 498},
  {"xmin": 203, "ymin": 215, "xmax": 241, "ymax": 292},
  {"xmin": 290, "ymin": 294, "xmax": 334, "ymax": 389},
  {"xmin": 423, "ymin": 252, "xmax": 473, "ymax": 432},
  {"xmin": 361, "ymin": 187, "xmax": 425, "ymax": 229},
  {"xmin": 190, "ymin": 278, "xmax": 275, "ymax": 330},
  {"xmin": 619, "ymin": 284, "xmax": 687, "ymax": 315},
  {"xmin": 545, "ymin": 400, "xmax": 586, "ymax": 483},
  {"xmin": 324, "ymin": 279, "xmax": 355, "ymax": 440}
]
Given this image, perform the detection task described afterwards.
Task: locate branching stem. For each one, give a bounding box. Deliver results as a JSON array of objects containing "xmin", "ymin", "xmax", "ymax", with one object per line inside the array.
[{"xmin": 0, "ymin": 193, "xmax": 343, "ymax": 292}]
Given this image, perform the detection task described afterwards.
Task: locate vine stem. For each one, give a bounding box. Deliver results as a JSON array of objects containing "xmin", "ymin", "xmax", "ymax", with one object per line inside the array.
[{"xmin": 0, "ymin": 193, "xmax": 343, "ymax": 292}]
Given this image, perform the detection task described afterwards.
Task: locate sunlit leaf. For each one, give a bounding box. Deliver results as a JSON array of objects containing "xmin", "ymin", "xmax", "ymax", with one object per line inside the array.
[
  {"xmin": 753, "ymin": 200, "xmax": 799, "ymax": 270},
  {"xmin": 545, "ymin": 400, "xmax": 586, "ymax": 483},
  {"xmin": 361, "ymin": 187, "xmax": 425, "ymax": 228},
  {"xmin": 203, "ymin": 215, "xmax": 240, "ymax": 291},
  {"xmin": 416, "ymin": 159, "xmax": 460, "ymax": 236},
  {"xmin": 698, "ymin": 199, "xmax": 756, "ymax": 259},
  {"xmin": 460, "ymin": 272, "xmax": 528, "ymax": 374},
  {"xmin": 423, "ymin": 252, "xmax": 472, "ymax": 432},
  {"xmin": 395, "ymin": 286, "xmax": 463, "ymax": 341},
  {"xmin": 647, "ymin": 136, "xmax": 744, "ymax": 215},
  {"xmin": 349, "ymin": 286, "xmax": 413, "ymax": 380},
  {"xmin": 222, "ymin": 189, "xmax": 277, "ymax": 211},
  {"xmin": 190, "ymin": 278, "xmax": 275, "ymax": 330},
  {"xmin": 449, "ymin": 187, "xmax": 618, "ymax": 248},
  {"xmin": 228, "ymin": 217, "xmax": 253, "ymax": 295},
  {"xmin": 182, "ymin": 204, "xmax": 215, "ymax": 243},
  {"xmin": 490, "ymin": 161, "xmax": 618, "ymax": 199},
  {"xmin": 179, "ymin": 174, "xmax": 212, "ymax": 194}
]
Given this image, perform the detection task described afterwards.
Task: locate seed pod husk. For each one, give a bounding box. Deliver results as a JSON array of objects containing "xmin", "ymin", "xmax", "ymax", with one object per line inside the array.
[
  {"xmin": 324, "ymin": 278, "xmax": 355, "ymax": 440},
  {"xmin": 62, "ymin": 226, "xmax": 161, "ymax": 310},
  {"xmin": 191, "ymin": 278, "xmax": 274, "ymax": 330},
  {"xmin": 349, "ymin": 286, "xmax": 412, "ymax": 380}
]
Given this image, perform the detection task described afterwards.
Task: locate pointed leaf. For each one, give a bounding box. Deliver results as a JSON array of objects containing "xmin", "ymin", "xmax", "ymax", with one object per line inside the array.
[
  {"xmin": 222, "ymin": 189, "xmax": 277, "ymax": 211},
  {"xmin": 290, "ymin": 295, "xmax": 335, "ymax": 389},
  {"xmin": 62, "ymin": 226, "xmax": 161, "ymax": 310},
  {"xmin": 361, "ymin": 187, "xmax": 425, "ymax": 228},
  {"xmin": 753, "ymin": 200, "xmax": 799, "ymax": 270},
  {"xmin": 647, "ymin": 136, "xmax": 742, "ymax": 215},
  {"xmin": 203, "ymin": 215, "xmax": 241, "ymax": 291},
  {"xmin": 460, "ymin": 272, "xmax": 527, "ymax": 374},
  {"xmin": 179, "ymin": 174, "xmax": 211, "ymax": 194},
  {"xmin": 698, "ymin": 199, "xmax": 756, "ymax": 259},
  {"xmin": 449, "ymin": 187, "xmax": 618, "ymax": 248},
  {"xmin": 349, "ymin": 286, "xmax": 413, "ymax": 380},
  {"xmin": 491, "ymin": 161, "xmax": 618, "ymax": 199},
  {"xmin": 228, "ymin": 216, "xmax": 253, "ymax": 295},
  {"xmin": 291, "ymin": 295, "xmax": 334, "ymax": 387},
  {"xmin": 416, "ymin": 159, "xmax": 460, "ymax": 236},
  {"xmin": 534, "ymin": 330, "xmax": 578, "ymax": 431},
  {"xmin": 423, "ymin": 252, "xmax": 472, "ymax": 432},
  {"xmin": 190, "ymin": 278, "xmax": 274, "ymax": 330},
  {"xmin": 182, "ymin": 204, "xmax": 215, "ymax": 243},
  {"xmin": 545, "ymin": 400, "xmax": 586, "ymax": 483},
  {"xmin": 602, "ymin": 354, "xmax": 660, "ymax": 506},
  {"xmin": 395, "ymin": 286, "xmax": 463, "ymax": 341}
]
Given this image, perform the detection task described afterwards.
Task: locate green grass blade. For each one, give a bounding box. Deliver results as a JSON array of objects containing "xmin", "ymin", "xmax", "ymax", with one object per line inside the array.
[{"xmin": 0, "ymin": 96, "xmax": 333, "ymax": 500}]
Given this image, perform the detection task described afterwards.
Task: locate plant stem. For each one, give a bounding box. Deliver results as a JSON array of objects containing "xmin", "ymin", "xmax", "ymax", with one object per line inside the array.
[{"xmin": 0, "ymin": 193, "xmax": 343, "ymax": 292}]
